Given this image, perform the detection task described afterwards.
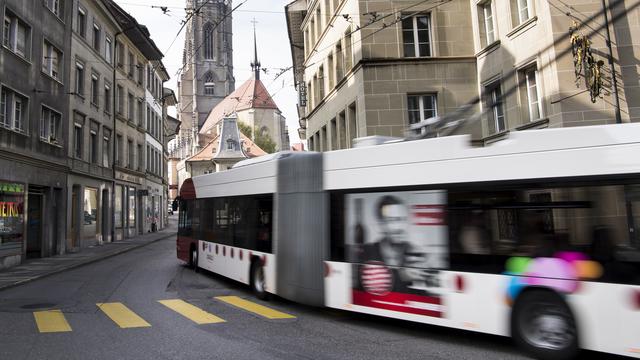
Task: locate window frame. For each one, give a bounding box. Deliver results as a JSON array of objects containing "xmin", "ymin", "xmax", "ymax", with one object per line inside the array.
[
  {"xmin": 42, "ymin": 39, "xmax": 63, "ymax": 81},
  {"xmin": 3, "ymin": 10, "xmax": 31, "ymax": 60},
  {"xmin": 402, "ymin": 14, "xmax": 433, "ymax": 58},
  {"xmin": 486, "ymin": 81, "xmax": 506, "ymax": 133},
  {"xmin": 40, "ymin": 105, "xmax": 61, "ymax": 144},
  {"xmin": 407, "ymin": 94, "xmax": 438, "ymax": 132}
]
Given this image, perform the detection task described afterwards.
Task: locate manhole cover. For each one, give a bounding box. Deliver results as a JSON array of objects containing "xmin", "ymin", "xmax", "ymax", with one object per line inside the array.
[{"xmin": 20, "ymin": 303, "xmax": 56, "ymax": 310}]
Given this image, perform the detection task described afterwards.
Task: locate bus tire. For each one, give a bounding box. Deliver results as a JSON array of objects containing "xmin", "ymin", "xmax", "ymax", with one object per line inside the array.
[
  {"xmin": 190, "ymin": 245, "xmax": 199, "ymax": 273},
  {"xmin": 250, "ymin": 261, "xmax": 268, "ymax": 300},
  {"xmin": 511, "ymin": 289, "xmax": 579, "ymax": 360}
]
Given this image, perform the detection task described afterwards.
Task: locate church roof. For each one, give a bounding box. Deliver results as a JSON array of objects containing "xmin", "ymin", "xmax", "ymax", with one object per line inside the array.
[
  {"xmin": 186, "ymin": 132, "xmax": 267, "ymax": 163},
  {"xmin": 199, "ymin": 78, "xmax": 279, "ymax": 135}
]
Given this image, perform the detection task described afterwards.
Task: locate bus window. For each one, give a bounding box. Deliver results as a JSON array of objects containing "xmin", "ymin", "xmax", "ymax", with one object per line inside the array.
[
  {"xmin": 449, "ymin": 182, "xmax": 640, "ymax": 284},
  {"xmin": 329, "ymin": 192, "xmax": 345, "ymax": 262},
  {"xmin": 202, "ymin": 198, "xmax": 215, "ymax": 242},
  {"xmin": 256, "ymin": 196, "xmax": 272, "ymax": 253},
  {"xmin": 214, "ymin": 198, "xmax": 231, "ymax": 245}
]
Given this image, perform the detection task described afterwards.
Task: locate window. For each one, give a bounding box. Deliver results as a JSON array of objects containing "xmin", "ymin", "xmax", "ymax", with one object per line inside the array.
[
  {"xmin": 335, "ymin": 43, "xmax": 344, "ymax": 80},
  {"xmin": 90, "ymin": 73, "xmax": 99, "ymax": 106},
  {"xmin": 137, "ymin": 61, "xmax": 143, "ymax": 85},
  {"xmin": 90, "ymin": 130, "xmax": 98, "ymax": 164},
  {"xmin": 402, "ymin": 15, "xmax": 432, "ymax": 57},
  {"xmin": 203, "ymin": 22, "xmax": 214, "ymax": 60},
  {"xmin": 0, "ymin": 87, "xmax": 27, "ymax": 132},
  {"xmin": 75, "ymin": 61, "xmax": 84, "ymax": 96},
  {"xmin": 128, "ymin": 52, "xmax": 134, "ymax": 77},
  {"xmin": 407, "ymin": 94, "xmax": 437, "ymax": 130},
  {"xmin": 479, "ymin": 1, "xmax": 496, "ymax": 47},
  {"xmin": 103, "ymin": 131, "xmax": 110, "ymax": 167},
  {"xmin": 486, "ymin": 82, "xmax": 506, "ymax": 133},
  {"xmin": 511, "ymin": 0, "xmax": 531, "ymax": 26},
  {"xmin": 40, "ymin": 106, "xmax": 61, "ymax": 143},
  {"xmin": 204, "ymin": 72, "xmax": 215, "ymax": 95},
  {"xmin": 74, "ymin": 123, "xmax": 83, "ymax": 159},
  {"xmin": 318, "ymin": 65, "xmax": 325, "ymax": 100},
  {"xmin": 104, "ymin": 83, "xmax": 111, "ymax": 113},
  {"xmin": 315, "ymin": 8, "xmax": 321, "ymax": 40},
  {"xmin": 115, "ymin": 185, "xmax": 123, "ymax": 228},
  {"xmin": 146, "ymin": 145, "xmax": 150, "ymax": 173},
  {"xmin": 116, "ymin": 85, "xmax": 124, "ymax": 115},
  {"xmin": 105, "ymin": 35, "xmax": 112, "ymax": 63},
  {"xmin": 116, "ymin": 134, "xmax": 123, "ymax": 166},
  {"xmin": 127, "ymin": 139, "xmax": 134, "ymax": 168},
  {"xmin": 137, "ymin": 144, "xmax": 143, "ymax": 171},
  {"xmin": 77, "ymin": 6, "xmax": 86, "ymax": 37},
  {"xmin": 137, "ymin": 99, "xmax": 143, "ymax": 127},
  {"xmin": 128, "ymin": 187, "xmax": 135, "ymax": 227},
  {"xmin": 42, "ymin": 41, "xmax": 62, "ymax": 80},
  {"xmin": 92, "ymin": 23, "xmax": 100, "ymax": 51},
  {"xmin": 521, "ymin": 66, "xmax": 541, "ymax": 121},
  {"xmin": 344, "ymin": 30, "xmax": 353, "ymax": 72},
  {"xmin": 116, "ymin": 41, "xmax": 124, "ymax": 68},
  {"xmin": 328, "ymin": 52, "xmax": 335, "ymax": 89},
  {"xmin": 3, "ymin": 12, "xmax": 30, "ymax": 58},
  {"xmin": 45, "ymin": 0, "xmax": 62, "ymax": 17},
  {"xmin": 128, "ymin": 93, "xmax": 134, "ymax": 121}
]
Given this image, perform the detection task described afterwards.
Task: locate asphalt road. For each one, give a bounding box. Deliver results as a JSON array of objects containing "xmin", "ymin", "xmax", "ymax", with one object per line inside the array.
[{"xmin": 0, "ymin": 228, "xmax": 624, "ymax": 360}]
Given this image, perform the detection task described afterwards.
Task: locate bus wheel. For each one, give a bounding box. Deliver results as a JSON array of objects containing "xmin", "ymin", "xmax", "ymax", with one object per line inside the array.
[
  {"xmin": 190, "ymin": 246, "xmax": 199, "ymax": 273},
  {"xmin": 512, "ymin": 290, "xmax": 579, "ymax": 360},
  {"xmin": 250, "ymin": 261, "xmax": 268, "ymax": 300}
]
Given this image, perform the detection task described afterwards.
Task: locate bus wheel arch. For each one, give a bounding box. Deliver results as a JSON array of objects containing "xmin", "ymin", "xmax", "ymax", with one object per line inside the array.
[
  {"xmin": 249, "ymin": 256, "xmax": 269, "ymax": 300},
  {"xmin": 510, "ymin": 287, "xmax": 579, "ymax": 360}
]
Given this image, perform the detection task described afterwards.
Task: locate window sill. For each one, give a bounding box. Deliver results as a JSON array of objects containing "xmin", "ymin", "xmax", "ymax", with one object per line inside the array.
[
  {"xmin": 475, "ymin": 40, "xmax": 501, "ymax": 58},
  {"xmin": 3, "ymin": 46, "xmax": 32, "ymax": 65},
  {"xmin": 506, "ymin": 16, "xmax": 537, "ymax": 40},
  {"xmin": 39, "ymin": 138, "xmax": 63, "ymax": 148},
  {"xmin": 41, "ymin": 71, "xmax": 64, "ymax": 86},
  {"xmin": 90, "ymin": 102, "xmax": 100, "ymax": 111},
  {"xmin": 0, "ymin": 126, "xmax": 29, "ymax": 137},
  {"xmin": 44, "ymin": 7, "xmax": 65, "ymax": 25},
  {"xmin": 482, "ymin": 129, "xmax": 509, "ymax": 144},
  {"xmin": 515, "ymin": 117, "xmax": 549, "ymax": 130}
]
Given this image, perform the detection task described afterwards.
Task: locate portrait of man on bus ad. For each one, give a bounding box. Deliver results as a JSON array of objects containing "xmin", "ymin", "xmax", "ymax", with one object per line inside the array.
[{"xmin": 345, "ymin": 191, "xmax": 448, "ymax": 317}]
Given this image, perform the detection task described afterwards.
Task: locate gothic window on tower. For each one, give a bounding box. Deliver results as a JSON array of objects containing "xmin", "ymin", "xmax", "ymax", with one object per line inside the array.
[
  {"xmin": 203, "ymin": 22, "xmax": 214, "ymax": 60},
  {"xmin": 204, "ymin": 72, "xmax": 215, "ymax": 96}
]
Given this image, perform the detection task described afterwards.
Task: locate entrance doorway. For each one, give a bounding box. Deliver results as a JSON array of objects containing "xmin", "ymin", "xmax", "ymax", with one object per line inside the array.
[
  {"xmin": 70, "ymin": 186, "xmax": 80, "ymax": 250},
  {"xmin": 26, "ymin": 190, "xmax": 44, "ymax": 259}
]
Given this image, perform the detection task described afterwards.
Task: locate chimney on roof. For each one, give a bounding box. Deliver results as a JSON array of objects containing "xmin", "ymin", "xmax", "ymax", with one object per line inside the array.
[{"xmin": 250, "ymin": 18, "xmax": 261, "ymax": 80}]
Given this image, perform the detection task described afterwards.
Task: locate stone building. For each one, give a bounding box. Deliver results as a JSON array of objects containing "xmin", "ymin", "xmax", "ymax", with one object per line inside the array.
[
  {"xmin": 0, "ymin": 0, "xmax": 73, "ymax": 268},
  {"xmin": 286, "ymin": 0, "xmax": 479, "ymax": 150},
  {"xmin": 285, "ymin": 0, "xmax": 639, "ymax": 149},
  {"xmin": 67, "ymin": 0, "xmax": 121, "ymax": 250},
  {"xmin": 470, "ymin": 0, "xmax": 639, "ymax": 144}
]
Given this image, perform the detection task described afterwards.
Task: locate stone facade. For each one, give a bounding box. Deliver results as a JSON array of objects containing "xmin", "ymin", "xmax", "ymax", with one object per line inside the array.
[{"xmin": 0, "ymin": 0, "xmax": 73, "ymax": 267}]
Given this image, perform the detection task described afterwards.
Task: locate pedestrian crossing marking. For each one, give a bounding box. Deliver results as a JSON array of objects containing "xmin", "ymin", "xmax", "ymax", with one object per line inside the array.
[
  {"xmin": 158, "ymin": 299, "xmax": 225, "ymax": 324},
  {"xmin": 33, "ymin": 310, "xmax": 72, "ymax": 333},
  {"xmin": 96, "ymin": 302, "xmax": 151, "ymax": 328},
  {"xmin": 215, "ymin": 296, "xmax": 296, "ymax": 319}
]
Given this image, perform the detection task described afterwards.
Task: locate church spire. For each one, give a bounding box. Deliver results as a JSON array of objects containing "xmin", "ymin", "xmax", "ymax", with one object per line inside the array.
[{"xmin": 250, "ymin": 18, "xmax": 261, "ymax": 80}]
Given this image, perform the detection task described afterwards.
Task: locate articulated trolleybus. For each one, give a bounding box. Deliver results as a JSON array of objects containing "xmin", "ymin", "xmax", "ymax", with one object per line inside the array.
[{"xmin": 178, "ymin": 123, "xmax": 640, "ymax": 359}]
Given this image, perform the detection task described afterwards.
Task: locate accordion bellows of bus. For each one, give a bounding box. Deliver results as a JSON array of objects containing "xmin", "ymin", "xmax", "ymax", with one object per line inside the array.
[{"xmin": 177, "ymin": 122, "xmax": 640, "ymax": 360}]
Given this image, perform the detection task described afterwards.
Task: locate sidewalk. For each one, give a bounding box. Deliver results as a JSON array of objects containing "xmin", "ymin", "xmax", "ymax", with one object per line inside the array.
[{"xmin": 0, "ymin": 220, "xmax": 177, "ymax": 292}]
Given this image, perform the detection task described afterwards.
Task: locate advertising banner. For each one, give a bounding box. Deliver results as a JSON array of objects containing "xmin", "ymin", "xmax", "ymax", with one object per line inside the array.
[{"xmin": 346, "ymin": 190, "xmax": 448, "ymax": 318}]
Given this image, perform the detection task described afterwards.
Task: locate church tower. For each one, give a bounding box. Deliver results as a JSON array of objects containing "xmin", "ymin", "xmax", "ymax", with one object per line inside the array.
[{"xmin": 176, "ymin": 0, "xmax": 234, "ymax": 158}]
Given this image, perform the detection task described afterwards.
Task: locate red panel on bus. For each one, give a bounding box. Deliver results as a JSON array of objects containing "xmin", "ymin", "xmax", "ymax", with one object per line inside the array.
[{"xmin": 180, "ymin": 178, "xmax": 196, "ymax": 200}]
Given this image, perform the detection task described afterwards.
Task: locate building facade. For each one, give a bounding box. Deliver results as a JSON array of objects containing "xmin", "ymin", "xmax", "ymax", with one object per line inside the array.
[
  {"xmin": 67, "ymin": 0, "xmax": 120, "ymax": 250},
  {"xmin": 286, "ymin": 0, "xmax": 479, "ymax": 151},
  {"xmin": 0, "ymin": 0, "xmax": 73, "ymax": 268},
  {"xmin": 286, "ymin": 0, "xmax": 639, "ymax": 149}
]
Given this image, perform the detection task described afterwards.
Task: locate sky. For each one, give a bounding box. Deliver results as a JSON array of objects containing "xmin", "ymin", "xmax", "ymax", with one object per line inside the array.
[{"xmin": 116, "ymin": 0, "xmax": 300, "ymax": 144}]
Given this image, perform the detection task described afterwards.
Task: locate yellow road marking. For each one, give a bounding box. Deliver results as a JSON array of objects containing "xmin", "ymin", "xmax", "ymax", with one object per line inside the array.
[
  {"xmin": 158, "ymin": 299, "xmax": 225, "ymax": 324},
  {"xmin": 97, "ymin": 302, "xmax": 151, "ymax": 328},
  {"xmin": 33, "ymin": 310, "xmax": 72, "ymax": 333},
  {"xmin": 215, "ymin": 296, "xmax": 296, "ymax": 319}
]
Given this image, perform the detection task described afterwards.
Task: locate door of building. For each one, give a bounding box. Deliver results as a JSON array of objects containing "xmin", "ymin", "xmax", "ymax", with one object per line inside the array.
[
  {"xmin": 26, "ymin": 192, "xmax": 43, "ymax": 258},
  {"xmin": 70, "ymin": 186, "xmax": 79, "ymax": 249}
]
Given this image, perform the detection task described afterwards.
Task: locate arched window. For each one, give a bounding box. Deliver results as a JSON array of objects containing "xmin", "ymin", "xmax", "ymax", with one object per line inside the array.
[
  {"xmin": 226, "ymin": 138, "xmax": 235, "ymax": 150},
  {"xmin": 203, "ymin": 71, "xmax": 215, "ymax": 96},
  {"xmin": 203, "ymin": 22, "xmax": 214, "ymax": 60}
]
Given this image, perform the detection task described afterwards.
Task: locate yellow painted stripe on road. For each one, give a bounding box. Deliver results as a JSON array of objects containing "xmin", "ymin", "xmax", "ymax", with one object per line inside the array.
[
  {"xmin": 215, "ymin": 296, "xmax": 296, "ymax": 319},
  {"xmin": 33, "ymin": 310, "xmax": 72, "ymax": 333},
  {"xmin": 97, "ymin": 303, "xmax": 151, "ymax": 328},
  {"xmin": 158, "ymin": 299, "xmax": 225, "ymax": 324}
]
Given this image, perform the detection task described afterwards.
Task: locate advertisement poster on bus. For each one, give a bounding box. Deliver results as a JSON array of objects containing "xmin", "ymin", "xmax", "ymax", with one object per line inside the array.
[{"xmin": 346, "ymin": 190, "xmax": 447, "ymax": 318}]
